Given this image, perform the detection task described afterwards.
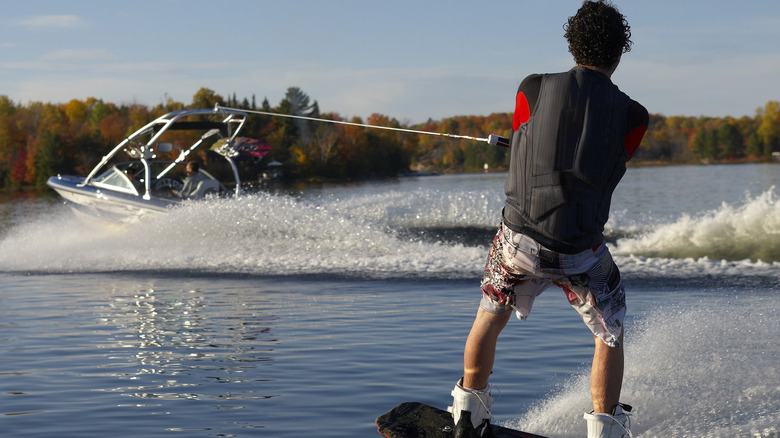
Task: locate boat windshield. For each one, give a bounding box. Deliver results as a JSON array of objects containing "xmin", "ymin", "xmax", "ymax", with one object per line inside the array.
[{"xmin": 93, "ymin": 166, "xmax": 140, "ymax": 195}]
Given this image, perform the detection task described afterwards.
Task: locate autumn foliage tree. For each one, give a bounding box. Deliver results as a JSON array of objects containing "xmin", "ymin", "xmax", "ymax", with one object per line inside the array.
[{"xmin": 1, "ymin": 89, "xmax": 778, "ymax": 191}]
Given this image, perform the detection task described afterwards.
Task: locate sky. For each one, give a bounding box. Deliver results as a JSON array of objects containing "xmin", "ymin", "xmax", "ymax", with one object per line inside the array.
[{"xmin": 1, "ymin": 0, "xmax": 779, "ymax": 124}]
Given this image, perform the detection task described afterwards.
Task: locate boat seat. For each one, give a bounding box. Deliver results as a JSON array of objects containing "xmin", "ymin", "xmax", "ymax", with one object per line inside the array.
[{"xmin": 190, "ymin": 178, "xmax": 220, "ymax": 199}]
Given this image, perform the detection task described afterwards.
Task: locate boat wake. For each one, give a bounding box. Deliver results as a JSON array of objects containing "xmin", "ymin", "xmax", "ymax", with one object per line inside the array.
[
  {"xmin": 1, "ymin": 186, "xmax": 779, "ymax": 284},
  {"xmin": 0, "ymin": 192, "xmax": 485, "ymax": 278},
  {"xmin": 611, "ymin": 187, "xmax": 780, "ymax": 286},
  {"xmin": 504, "ymin": 292, "xmax": 780, "ymax": 437},
  {"xmin": 612, "ymin": 187, "xmax": 780, "ymax": 262}
]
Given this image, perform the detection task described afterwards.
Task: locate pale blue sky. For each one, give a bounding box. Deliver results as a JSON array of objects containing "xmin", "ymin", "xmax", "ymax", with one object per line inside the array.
[{"xmin": 2, "ymin": 1, "xmax": 779, "ymax": 124}]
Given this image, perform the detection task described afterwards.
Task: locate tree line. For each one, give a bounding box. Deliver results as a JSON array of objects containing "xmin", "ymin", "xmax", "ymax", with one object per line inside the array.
[
  {"xmin": 638, "ymin": 101, "xmax": 780, "ymax": 163},
  {"xmin": 1, "ymin": 87, "xmax": 778, "ymax": 190}
]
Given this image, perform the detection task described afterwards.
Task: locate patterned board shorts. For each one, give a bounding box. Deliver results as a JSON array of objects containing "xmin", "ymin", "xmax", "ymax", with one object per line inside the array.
[{"xmin": 480, "ymin": 222, "xmax": 626, "ymax": 347}]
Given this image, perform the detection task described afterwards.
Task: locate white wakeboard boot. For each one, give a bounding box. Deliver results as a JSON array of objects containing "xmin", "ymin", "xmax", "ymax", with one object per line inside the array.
[
  {"xmin": 583, "ymin": 403, "xmax": 633, "ymax": 438},
  {"xmin": 447, "ymin": 379, "xmax": 494, "ymax": 438}
]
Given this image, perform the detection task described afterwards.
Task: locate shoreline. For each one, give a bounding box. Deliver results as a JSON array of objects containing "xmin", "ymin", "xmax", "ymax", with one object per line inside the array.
[{"xmin": 3, "ymin": 159, "xmax": 778, "ymax": 194}]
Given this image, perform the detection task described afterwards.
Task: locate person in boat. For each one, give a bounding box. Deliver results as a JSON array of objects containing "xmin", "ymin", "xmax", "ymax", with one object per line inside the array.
[
  {"xmin": 448, "ymin": 2, "xmax": 649, "ymax": 437},
  {"xmin": 124, "ymin": 166, "xmax": 143, "ymax": 192},
  {"xmin": 174, "ymin": 161, "xmax": 209, "ymax": 199}
]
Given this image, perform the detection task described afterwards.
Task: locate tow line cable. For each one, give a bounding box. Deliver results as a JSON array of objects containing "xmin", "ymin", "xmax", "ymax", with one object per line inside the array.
[{"xmin": 215, "ymin": 104, "xmax": 510, "ymax": 148}]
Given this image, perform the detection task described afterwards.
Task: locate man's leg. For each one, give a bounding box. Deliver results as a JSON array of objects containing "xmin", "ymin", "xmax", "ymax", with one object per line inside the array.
[
  {"xmin": 449, "ymin": 307, "xmax": 511, "ymax": 436},
  {"xmin": 463, "ymin": 307, "xmax": 511, "ymax": 389},
  {"xmin": 590, "ymin": 334, "xmax": 624, "ymax": 413}
]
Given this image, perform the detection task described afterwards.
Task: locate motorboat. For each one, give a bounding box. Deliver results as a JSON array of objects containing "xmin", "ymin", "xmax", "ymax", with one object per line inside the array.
[{"xmin": 47, "ymin": 107, "xmax": 270, "ymax": 222}]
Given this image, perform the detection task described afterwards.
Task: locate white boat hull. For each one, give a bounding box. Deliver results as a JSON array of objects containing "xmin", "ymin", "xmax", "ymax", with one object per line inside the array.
[{"xmin": 47, "ymin": 175, "xmax": 175, "ymax": 223}]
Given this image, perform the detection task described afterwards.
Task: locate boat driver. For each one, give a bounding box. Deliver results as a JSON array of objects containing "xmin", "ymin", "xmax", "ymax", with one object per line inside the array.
[{"xmin": 174, "ymin": 161, "xmax": 208, "ymax": 199}]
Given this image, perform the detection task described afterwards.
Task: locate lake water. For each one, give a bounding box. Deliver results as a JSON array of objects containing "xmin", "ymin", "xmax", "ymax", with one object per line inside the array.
[{"xmin": 1, "ymin": 164, "xmax": 778, "ymax": 438}]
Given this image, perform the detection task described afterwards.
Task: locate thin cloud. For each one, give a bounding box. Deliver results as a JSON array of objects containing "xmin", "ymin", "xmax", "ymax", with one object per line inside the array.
[
  {"xmin": 42, "ymin": 49, "xmax": 116, "ymax": 62},
  {"xmin": 16, "ymin": 14, "xmax": 84, "ymax": 29}
]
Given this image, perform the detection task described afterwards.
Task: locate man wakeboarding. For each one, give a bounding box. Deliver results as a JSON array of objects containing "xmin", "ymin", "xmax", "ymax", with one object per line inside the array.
[{"xmin": 448, "ymin": 1, "xmax": 648, "ymax": 437}]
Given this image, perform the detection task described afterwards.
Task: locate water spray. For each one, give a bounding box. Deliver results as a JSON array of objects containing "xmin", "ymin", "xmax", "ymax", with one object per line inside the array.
[{"xmin": 215, "ymin": 104, "xmax": 510, "ymax": 148}]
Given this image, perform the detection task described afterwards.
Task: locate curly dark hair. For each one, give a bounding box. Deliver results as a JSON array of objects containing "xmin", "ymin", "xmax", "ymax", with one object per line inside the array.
[{"xmin": 563, "ymin": 0, "xmax": 632, "ymax": 69}]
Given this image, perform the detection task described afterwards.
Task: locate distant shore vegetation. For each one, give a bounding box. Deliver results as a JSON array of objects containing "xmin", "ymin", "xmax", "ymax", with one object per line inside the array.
[{"xmin": 1, "ymin": 87, "xmax": 779, "ymax": 190}]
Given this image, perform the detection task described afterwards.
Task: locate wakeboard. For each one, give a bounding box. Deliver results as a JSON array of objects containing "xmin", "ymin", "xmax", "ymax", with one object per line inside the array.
[{"xmin": 376, "ymin": 402, "xmax": 548, "ymax": 438}]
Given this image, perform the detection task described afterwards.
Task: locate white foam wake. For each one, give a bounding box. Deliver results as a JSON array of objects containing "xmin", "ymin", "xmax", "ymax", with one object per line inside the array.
[
  {"xmin": 612, "ymin": 187, "xmax": 780, "ymax": 263},
  {"xmin": 0, "ymin": 193, "xmax": 485, "ymax": 277},
  {"xmin": 504, "ymin": 294, "xmax": 780, "ymax": 437},
  {"xmin": 3, "ymin": 185, "xmax": 780, "ymax": 280}
]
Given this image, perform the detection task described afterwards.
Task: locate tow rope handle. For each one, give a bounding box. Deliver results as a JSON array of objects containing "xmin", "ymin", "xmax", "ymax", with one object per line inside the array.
[{"xmin": 487, "ymin": 134, "xmax": 510, "ymax": 148}]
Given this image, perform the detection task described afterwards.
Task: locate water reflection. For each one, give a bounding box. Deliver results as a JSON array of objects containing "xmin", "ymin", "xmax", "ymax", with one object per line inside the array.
[{"xmin": 96, "ymin": 281, "xmax": 278, "ymax": 407}]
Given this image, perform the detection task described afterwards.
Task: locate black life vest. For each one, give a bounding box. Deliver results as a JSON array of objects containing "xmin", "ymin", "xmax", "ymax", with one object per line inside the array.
[{"xmin": 503, "ymin": 67, "xmax": 631, "ymax": 254}]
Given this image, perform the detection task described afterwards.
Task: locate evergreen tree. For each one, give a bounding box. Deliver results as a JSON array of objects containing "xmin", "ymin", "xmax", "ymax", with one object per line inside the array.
[
  {"xmin": 284, "ymin": 87, "xmax": 318, "ymax": 146},
  {"xmin": 692, "ymin": 128, "xmax": 717, "ymax": 160},
  {"xmin": 746, "ymin": 132, "xmax": 763, "ymax": 157},
  {"xmin": 34, "ymin": 129, "xmax": 64, "ymax": 187},
  {"xmin": 716, "ymin": 122, "xmax": 743, "ymax": 159}
]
